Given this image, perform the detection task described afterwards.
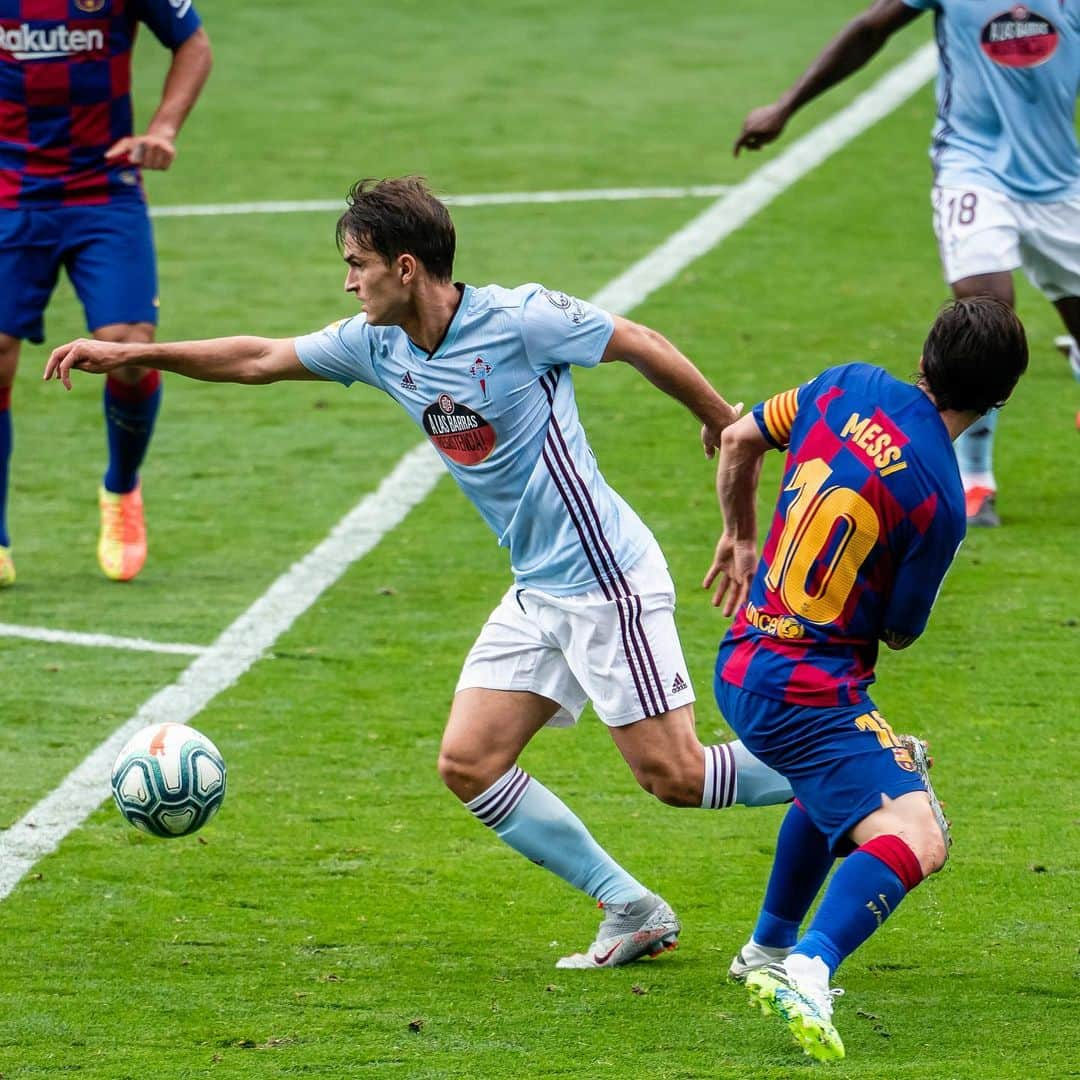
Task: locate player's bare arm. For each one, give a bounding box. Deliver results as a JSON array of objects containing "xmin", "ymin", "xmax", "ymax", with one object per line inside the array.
[
  {"xmin": 704, "ymin": 413, "xmax": 770, "ymax": 615},
  {"xmin": 106, "ymin": 28, "xmax": 213, "ymax": 171},
  {"xmin": 733, "ymin": 0, "xmax": 921, "ymax": 155},
  {"xmin": 601, "ymin": 315, "xmax": 742, "ymax": 457},
  {"xmin": 44, "ymin": 336, "xmax": 318, "ymax": 390}
]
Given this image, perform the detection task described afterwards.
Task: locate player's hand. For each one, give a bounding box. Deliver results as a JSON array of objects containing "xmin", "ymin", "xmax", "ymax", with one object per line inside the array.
[
  {"xmin": 44, "ymin": 339, "xmax": 132, "ymax": 390},
  {"xmin": 701, "ymin": 401, "xmax": 744, "ymax": 458},
  {"xmin": 105, "ymin": 133, "xmax": 177, "ymax": 171},
  {"xmin": 703, "ymin": 533, "xmax": 757, "ymax": 616},
  {"xmin": 734, "ymin": 103, "xmax": 789, "ymax": 156}
]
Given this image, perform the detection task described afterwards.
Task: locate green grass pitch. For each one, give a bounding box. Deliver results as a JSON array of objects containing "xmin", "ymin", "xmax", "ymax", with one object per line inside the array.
[{"xmin": 0, "ymin": 2, "xmax": 1077, "ymax": 1077}]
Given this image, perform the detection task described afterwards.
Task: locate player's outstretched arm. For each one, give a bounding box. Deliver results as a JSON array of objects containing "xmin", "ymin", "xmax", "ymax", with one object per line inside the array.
[
  {"xmin": 106, "ymin": 28, "xmax": 213, "ymax": 171},
  {"xmin": 44, "ymin": 337, "xmax": 321, "ymax": 391},
  {"xmin": 601, "ymin": 315, "xmax": 742, "ymax": 457},
  {"xmin": 704, "ymin": 413, "xmax": 770, "ymax": 615},
  {"xmin": 733, "ymin": 0, "xmax": 921, "ymax": 155}
]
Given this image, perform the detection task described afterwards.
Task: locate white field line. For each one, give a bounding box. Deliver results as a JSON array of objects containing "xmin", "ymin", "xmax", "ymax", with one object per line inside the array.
[
  {"xmin": 0, "ymin": 622, "xmax": 207, "ymax": 656},
  {"xmin": 150, "ymin": 184, "xmax": 734, "ymax": 219},
  {"xmin": 0, "ymin": 43, "xmax": 937, "ymax": 900},
  {"xmin": 0, "ymin": 443, "xmax": 446, "ymax": 896}
]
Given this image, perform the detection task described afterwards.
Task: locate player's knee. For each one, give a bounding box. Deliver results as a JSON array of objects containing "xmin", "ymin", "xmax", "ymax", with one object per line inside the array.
[
  {"xmin": 437, "ymin": 740, "xmax": 511, "ymax": 803},
  {"xmin": 436, "ymin": 744, "xmax": 475, "ymax": 797},
  {"xmin": 0, "ymin": 334, "xmax": 20, "ymax": 383},
  {"xmin": 93, "ymin": 322, "xmax": 154, "ymax": 345},
  {"xmin": 917, "ymin": 829, "xmax": 949, "ymax": 876},
  {"xmin": 895, "ymin": 815, "xmax": 948, "ymax": 877}
]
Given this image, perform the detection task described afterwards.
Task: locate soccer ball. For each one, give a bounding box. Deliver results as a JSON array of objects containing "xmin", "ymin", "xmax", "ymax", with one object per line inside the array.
[{"xmin": 110, "ymin": 722, "xmax": 227, "ymax": 838}]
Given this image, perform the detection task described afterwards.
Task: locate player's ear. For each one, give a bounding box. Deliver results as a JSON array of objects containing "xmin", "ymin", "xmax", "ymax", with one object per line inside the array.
[{"xmin": 398, "ymin": 253, "xmax": 417, "ymax": 284}]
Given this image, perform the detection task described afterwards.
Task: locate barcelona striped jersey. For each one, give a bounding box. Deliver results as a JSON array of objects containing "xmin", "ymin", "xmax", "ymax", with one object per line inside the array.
[
  {"xmin": 0, "ymin": 0, "xmax": 202, "ymax": 208},
  {"xmin": 716, "ymin": 363, "xmax": 966, "ymax": 707}
]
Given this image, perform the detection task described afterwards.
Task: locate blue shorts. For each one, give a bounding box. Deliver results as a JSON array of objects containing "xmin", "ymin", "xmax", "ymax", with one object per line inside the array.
[
  {"xmin": 715, "ymin": 678, "xmax": 928, "ymax": 854},
  {"xmin": 0, "ymin": 201, "xmax": 158, "ymax": 344}
]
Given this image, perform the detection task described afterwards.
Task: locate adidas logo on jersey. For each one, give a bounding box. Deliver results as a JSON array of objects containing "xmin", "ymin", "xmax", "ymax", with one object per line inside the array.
[
  {"xmin": 671, "ymin": 673, "xmax": 688, "ymax": 694},
  {"xmin": 400, "ymin": 372, "xmax": 418, "ymax": 390}
]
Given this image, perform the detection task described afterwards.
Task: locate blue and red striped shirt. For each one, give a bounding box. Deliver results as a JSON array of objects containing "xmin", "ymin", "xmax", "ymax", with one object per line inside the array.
[
  {"xmin": 0, "ymin": 0, "xmax": 201, "ymax": 208},
  {"xmin": 717, "ymin": 363, "xmax": 966, "ymax": 707}
]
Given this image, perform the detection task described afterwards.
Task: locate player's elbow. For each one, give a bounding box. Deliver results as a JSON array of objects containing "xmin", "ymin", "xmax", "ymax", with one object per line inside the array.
[
  {"xmin": 848, "ymin": 11, "xmax": 894, "ymax": 52},
  {"xmin": 720, "ymin": 415, "xmax": 760, "ymax": 456},
  {"xmin": 883, "ymin": 629, "xmax": 919, "ymax": 651},
  {"xmin": 181, "ymin": 27, "xmax": 213, "ymax": 62}
]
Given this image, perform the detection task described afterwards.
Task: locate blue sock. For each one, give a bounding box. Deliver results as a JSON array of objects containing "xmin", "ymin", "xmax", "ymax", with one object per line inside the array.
[
  {"xmin": 103, "ymin": 372, "xmax": 161, "ymax": 495},
  {"xmin": 953, "ymin": 407, "xmax": 998, "ymax": 487},
  {"xmin": 0, "ymin": 386, "xmax": 11, "ymax": 547},
  {"xmin": 792, "ymin": 835, "xmax": 922, "ymax": 977},
  {"xmin": 753, "ymin": 802, "xmax": 834, "ymax": 949},
  {"xmin": 467, "ymin": 766, "xmax": 646, "ymax": 906}
]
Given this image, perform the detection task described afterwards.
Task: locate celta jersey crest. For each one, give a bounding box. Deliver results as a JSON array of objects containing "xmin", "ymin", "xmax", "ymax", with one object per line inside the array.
[
  {"xmin": 903, "ymin": 0, "xmax": 1080, "ymax": 201},
  {"xmin": 0, "ymin": 0, "xmax": 203, "ymax": 208},
  {"xmin": 717, "ymin": 363, "xmax": 966, "ymax": 707},
  {"xmin": 295, "ymin": 283, "xmax": 656, "ymax": 596}
]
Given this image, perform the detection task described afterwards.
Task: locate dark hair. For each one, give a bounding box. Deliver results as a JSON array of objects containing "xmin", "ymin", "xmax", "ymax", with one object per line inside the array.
[
  {"xmin": 335, "ymin": 176, "xmax": 456, "ymax": 282},
  {"xmin": 920, "ymin": 296, "xmax": 1028, "ymax": 414}
]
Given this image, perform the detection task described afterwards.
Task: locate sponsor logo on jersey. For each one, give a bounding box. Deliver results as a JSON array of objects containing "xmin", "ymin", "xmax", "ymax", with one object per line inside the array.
[
  {"xmin": 744, "ymin": 600, "xmax": 805, "ymax": 641},
  {"xmin": 543, "ymin": 290, "xmax": 587, "ymax": 325},
  {"xmin": 980, "ymin": 7, "xmax": 1059, "ymax": 68},
  {"xmin": 469, "ymin": 356, "xmax": 492, "ymax": 400},
  {"xmin": 422, "ymin": 395, "xmax": 496, "ymax": 465},
  {"xmin": 0, "ymin": 23, "xmax": 105, "ymax": 60},
  {"xmin": 400, "ymin": 371, "xmax": 418, "ymax": 391}
]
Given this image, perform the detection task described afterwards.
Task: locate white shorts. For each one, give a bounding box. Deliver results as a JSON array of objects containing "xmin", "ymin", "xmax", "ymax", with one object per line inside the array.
[
  {"xmin": 931, "ymin": 185, "xmax": 1080, "ymax": 302},
  {"xmin": 455, "ymin": 542, "xmax": 695, "ymax": 727}
]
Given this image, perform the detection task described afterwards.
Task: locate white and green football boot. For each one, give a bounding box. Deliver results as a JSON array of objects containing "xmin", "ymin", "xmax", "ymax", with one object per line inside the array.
[{"xmin": 746, "ymin": 954, "xmax": 845, "ymax": 1062}]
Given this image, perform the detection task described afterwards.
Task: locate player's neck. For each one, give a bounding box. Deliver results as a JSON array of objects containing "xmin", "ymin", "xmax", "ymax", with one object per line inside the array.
[
  {"xmin": 916, "ymin": 379, "xmax": 979, "ymax": 442},
  {"xmin": 939, "ymin": 409, "xmax": 983, "ymax": 442},
  {"xmin": 401, "ymin": 280, "xmax": 464, "ymax": 355}
]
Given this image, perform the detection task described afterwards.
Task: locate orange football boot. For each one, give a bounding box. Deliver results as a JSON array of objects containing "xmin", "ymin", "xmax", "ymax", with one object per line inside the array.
[
  {"xmin": 98, "ymin": 483, "xmax": 147, "ymax": 581},
  {"xmin": 964, "ymin": 484, "xmax": 999, "ymax": 528}
]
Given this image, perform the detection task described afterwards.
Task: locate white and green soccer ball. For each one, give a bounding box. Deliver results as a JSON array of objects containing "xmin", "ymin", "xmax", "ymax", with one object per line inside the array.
[{"xmin": 110, "ymin": 723, "xmax": 226, "ymax": 838}]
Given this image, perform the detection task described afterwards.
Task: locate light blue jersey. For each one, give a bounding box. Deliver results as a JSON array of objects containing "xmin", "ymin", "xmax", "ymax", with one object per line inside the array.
[
  {"xmin": 295, "ymin": 283, "xmax": 655, "ymax": 596},
  {"xmin": 904, "ymin": 0, "xmax": 1080, "ymax": 201}
]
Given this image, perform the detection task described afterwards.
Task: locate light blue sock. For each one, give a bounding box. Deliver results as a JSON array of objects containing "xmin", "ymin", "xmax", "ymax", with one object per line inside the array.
[
  {"xmin": 954, "ymin": 408, "xmax": 998, "ymax": 487},
  {"xmin": 701, "ymin": 742, "xmax": 793, "ymax": 808},
  {"xmin": 467, "ymin": 766, "xmax": 646, "ymax": 905},
  {"xmin": 730, "ymin": 740, "xmax": 793, "ymax": 807},
  {"xmin": 1068, "ymin": 339, "xmax": 1080, "ymax": 382}
]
